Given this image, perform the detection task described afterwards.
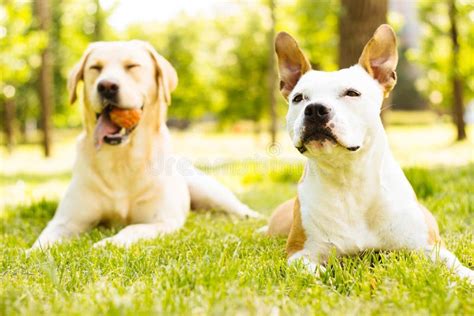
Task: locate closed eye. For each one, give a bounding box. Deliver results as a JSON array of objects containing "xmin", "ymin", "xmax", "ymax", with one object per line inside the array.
[
  {"xmin": 89, "ymin": 65, "xmax": 102, "ymax": 71},
  {"xmin": 292, "ymin": 93, "xmax": 304, "ymax": 103},
  {"xmin": 125, "ymin": 64, "xmax": 141, "ymax": 70},
  {"xmin": 344, "ymin": 89, "xmax": 361, "ymax": 97}
]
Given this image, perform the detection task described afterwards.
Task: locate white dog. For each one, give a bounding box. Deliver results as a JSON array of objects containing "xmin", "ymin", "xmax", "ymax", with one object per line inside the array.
[
  {"xmin": 265, "ymin": 25, "xmax": 473, "ymax": 283},
  {"xmin": 31, "ymin": 40, "xmax": 260, "ymax": 250}
]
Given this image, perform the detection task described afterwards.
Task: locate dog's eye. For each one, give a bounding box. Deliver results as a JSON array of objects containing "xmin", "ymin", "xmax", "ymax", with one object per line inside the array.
[
  {"xmin": 126, "ymin": 64, "xmax": 140, "ymax": 70},
  {"xmin": 89, "ymin": 65, "xmax": 102, "ymax": 72},
  {"xmin": 344, "ymin": 89, "xmax": 361, "ymax": 97},
  {"xmin": 292, "ymin": 93, "xmax": 304, "ymax": 103}
]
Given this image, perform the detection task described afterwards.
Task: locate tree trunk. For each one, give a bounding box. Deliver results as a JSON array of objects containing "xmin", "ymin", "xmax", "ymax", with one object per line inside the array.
[
  {"xmin": 448, "ymin": 0, "xmax": 466, "ymax": 141},
  {"xmin": 4, "ymin": 99, "xmax": 15, "ymax": 153},
  {"xmin": 339, "ymin": 0, "xmax": 388, "ymax": 68},
  {"xmin": 268, "ymin": 0, "xmax": 278, "ymax": 146},
  {"xmin": 37, "ymin": 0, "xmax": 54, "ymax": 157},
  {"xmin": 93, "ymin": 0, "xmax": 103, "ymax": 41},
  {"xmin": 339, "ymin": 0, "xmax": 388, "ymax": 123}
]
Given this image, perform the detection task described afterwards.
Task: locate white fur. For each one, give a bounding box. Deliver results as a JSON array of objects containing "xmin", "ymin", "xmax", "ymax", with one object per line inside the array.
[{"xmin": 286, "ymin": 66, "xmax": 473, "ymax": 283}]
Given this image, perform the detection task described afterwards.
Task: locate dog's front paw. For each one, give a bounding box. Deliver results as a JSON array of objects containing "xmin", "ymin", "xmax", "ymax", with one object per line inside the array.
[
  {"xmin": 288, "ymin": 251, "xmax": 320, "ymax": 273},
  {"xmin": 93, "ymin": 236, "xmax": 132, "ymax": 248},
  {"xmin": 458, "ymin": 266, "xmax": 474, "ymax": 285}
]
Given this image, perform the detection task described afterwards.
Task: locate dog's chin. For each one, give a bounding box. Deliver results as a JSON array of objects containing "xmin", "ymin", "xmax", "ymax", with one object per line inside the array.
[
  {"xmin": 297, "ymin": 138, "xmax": 337, "ymax": 154},
  {"xmin": 296, "ymin": 131, "xmax": 361, "ymax": 154}
]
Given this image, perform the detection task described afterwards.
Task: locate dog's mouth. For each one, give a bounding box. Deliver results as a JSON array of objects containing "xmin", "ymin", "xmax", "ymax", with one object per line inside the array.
[
  {"xmin": 94, "ymin": 104, "xmax": 141, "ymax": 149},
  {"xmin": 296, "ymin": 128, "xmax": 360, "ymax": 153}
]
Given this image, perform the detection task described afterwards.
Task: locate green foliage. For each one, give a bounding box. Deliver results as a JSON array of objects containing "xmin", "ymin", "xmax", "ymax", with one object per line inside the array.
[
  {"xmin": 213, "ymin": 5, "xmax": 273, "ymax": 123},
  {"xmin": 0, "ymin": 0, "xmax": 115, "ymax": 132},
  {"xmin": 4, "ymin": 0, "xmax": 472, "ymax": 136},
  {"xmin": 409, "ymin": 0, "xmax": 474, "ymax": 110},
  {"xmin": 0, "ymin": 2, "xmax": 45, "ymax": 87},
  {"xmin": 2, "ymin": 1, "xmax": 341, "ymax": 134},
  {"xmin": 278, "ymin": 0, "xmax": 339, "ymax": 71},
  {"xmin": 0, "ymin": 2, "xmax": 46, "ymax": 126}
]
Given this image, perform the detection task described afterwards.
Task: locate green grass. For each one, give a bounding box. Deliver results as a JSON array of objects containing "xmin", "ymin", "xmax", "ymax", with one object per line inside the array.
[
  {"xmin": 1, "ymin": 125, "xmax": 474, "ymax": 315},
  {"xmin": 1, "ymin": 162, "xmax": 473, "ymax": 315}
]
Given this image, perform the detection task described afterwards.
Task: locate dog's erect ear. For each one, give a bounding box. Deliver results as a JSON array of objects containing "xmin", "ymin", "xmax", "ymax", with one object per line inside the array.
[
  {"xmin": 138, "ymin": 41, "xmax": 178, "ymax": 105},
  {"xmin": 67, "ymin": 43, "xmax": 98, "ymax": 105},
  {"xmin": 275, "ymin": 32, "xmax": 311, "ymax": 100},
  {"xmin": 358, "ymin": 24, "xmax": 398, "ymax": 97}
]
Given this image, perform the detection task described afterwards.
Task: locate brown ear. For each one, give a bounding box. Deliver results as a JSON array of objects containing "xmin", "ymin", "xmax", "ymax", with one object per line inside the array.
[
  {"xmin": 275, "ymin": 32, "xmax": 311, "ymax": 99},
  {"xmin": 67, "ymin": 43, "xmax": 98, "ymax": 104},
  {"xmin": 358, "ymin": 24, "xmax": 398, "ymax": 97},
  {"xmin": 137, "ymin": 41, "xmax": 178, "ymax": 105}
]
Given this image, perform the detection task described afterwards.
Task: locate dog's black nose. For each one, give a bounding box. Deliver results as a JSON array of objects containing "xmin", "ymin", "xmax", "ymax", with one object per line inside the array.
[
  {"xmin": 97, "ymin": 79, "xmax": 119, "ymax": 100},
  {"xmin": 304, "ymin": 103, "xmax": 333, "ymax": 122}
]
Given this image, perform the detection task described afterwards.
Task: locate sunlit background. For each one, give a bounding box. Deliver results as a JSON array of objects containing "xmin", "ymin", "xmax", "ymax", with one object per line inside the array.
[{"xmin": 1, "ymin": 0, "xmax": 473, "ymax": 208}]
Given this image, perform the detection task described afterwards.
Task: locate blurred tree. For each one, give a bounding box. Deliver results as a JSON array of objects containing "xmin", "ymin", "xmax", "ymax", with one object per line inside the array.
[
  {"xmin": 36, "ymin": 0, "xmax": 54, "ymax": 157},
  {"xmin": 0, "ymin": 1, "xmax": 45, "ymax": 150},
  {"xmin": 215, "ymin": 4, "xmax": 271, "ymax": 127},
  {"xmin": 339, "ymin": 0, "xmax": 388, "ymax": 68},
  {"xmin": 93, "ymin": 0, "xmax": 104, "ymax": 41},
  {"xmin": 410, "ymin": 0, "xmax": 472, "ymax": 140},
  {"xmin": 1, "ymin": 0, "xmax": 114, "ymax": 154},
  {"xmin": 3, "ymin": 98, "xmax": 14, "ymax": 153},
  {"xmin": 448, "ymin": 0, "xmax": 466, "ymax": 140},
  {"xmin": 339, "ymin": 0, "xmax": 388, "ymax": 123},
  {"xmin": 268, "ymin": 0, "xmax": 277, "ymax": 145}
]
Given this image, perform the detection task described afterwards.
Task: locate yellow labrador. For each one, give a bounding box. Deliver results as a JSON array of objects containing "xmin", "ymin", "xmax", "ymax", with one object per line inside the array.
[{"xmin": 31, "ymin": 40, "xmax": 260, "ymax": 249}]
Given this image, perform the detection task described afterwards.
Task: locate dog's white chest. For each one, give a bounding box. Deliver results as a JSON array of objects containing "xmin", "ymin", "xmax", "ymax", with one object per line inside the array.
[
  {"xmin": 300, "ymin": 201, "xmax": 380, "ymax": 257},
  {"xmin": 299, "ymin": 167, "xmax": 382, "ymax": 257}
]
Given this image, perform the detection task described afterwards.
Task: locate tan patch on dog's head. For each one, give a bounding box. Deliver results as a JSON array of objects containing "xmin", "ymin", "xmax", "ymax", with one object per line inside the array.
[
  {"xmin": 358, "ymin": 24, "xmax": 398, "ymax": 97},
  {"xmin": 275, "ymin": 32, "xmax": 311, "ymax": 100}
]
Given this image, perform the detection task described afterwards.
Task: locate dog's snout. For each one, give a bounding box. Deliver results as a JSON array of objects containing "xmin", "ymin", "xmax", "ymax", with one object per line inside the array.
[
  {"xmin": 97, "ymin": 79, "xmax": 119, "ymax": 100},
  {"xmin": 304, "ymin": 103, "xmax": 333, "ymax": 122}
]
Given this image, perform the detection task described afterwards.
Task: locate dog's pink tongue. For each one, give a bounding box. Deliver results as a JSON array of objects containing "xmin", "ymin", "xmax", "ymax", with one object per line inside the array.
[{"xmin": 94, "ymin": 113, "xmax": 121, "ymax": 149}]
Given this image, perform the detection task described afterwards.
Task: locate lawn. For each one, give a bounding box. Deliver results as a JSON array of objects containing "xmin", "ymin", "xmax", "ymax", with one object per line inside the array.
[{"xmin": 1, "ymin": 123, "xmax": 473, "ymax": 315}]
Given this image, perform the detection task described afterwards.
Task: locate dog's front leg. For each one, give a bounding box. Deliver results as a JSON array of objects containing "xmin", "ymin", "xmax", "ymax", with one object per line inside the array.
[
  {"xmin": 94, "ymin": 180, "xmax": 189, "ymax": 248},
  {"xmin": 30, "ymin": 219, "xmax": 91, "ymax": 251},
  {"xmin": 93, "ymin": 219, "xmax": 185, "ymax": 248},
  {"xmin": 29, "ymin": 184, "xmax": 100, "ymax": 251}
]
